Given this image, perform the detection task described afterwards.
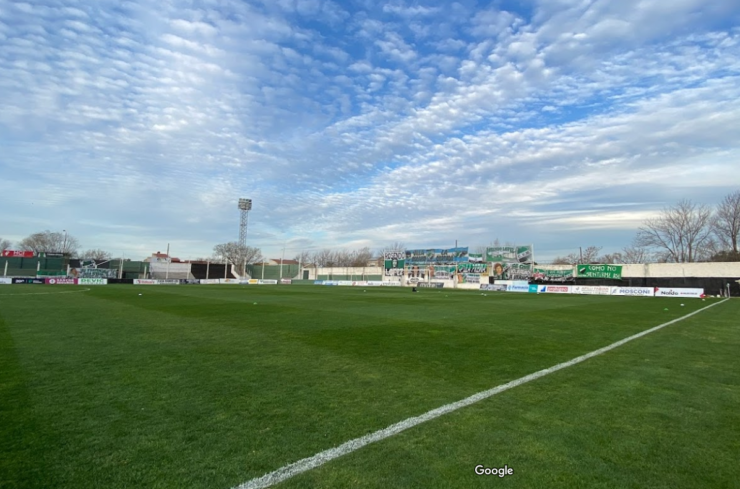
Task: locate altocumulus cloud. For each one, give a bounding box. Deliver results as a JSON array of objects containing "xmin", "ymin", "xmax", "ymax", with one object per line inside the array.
[{"xmin": 0, "ymin": 0, "xmax": 739, "ymax": 259}]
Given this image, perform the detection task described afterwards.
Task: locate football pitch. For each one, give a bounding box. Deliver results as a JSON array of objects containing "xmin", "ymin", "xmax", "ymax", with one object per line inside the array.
[{"xmin": 1, "ymin": 285, "xmax": 738, "ymax": 488}]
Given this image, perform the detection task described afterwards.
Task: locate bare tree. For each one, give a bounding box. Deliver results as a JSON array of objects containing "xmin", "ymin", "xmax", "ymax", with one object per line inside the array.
[
  {"xmin": 551, "ymin": 256, "xmax": 574, "ymax": 265},
  {"xmin": 621, "ymin": 243, "xmax": 652, "ymax": 264},
  {"xmin": 636, "ymin": 199, "xmax": 714, "ymax": 262},
  {"xmin": 348, "ymin": 247, "xmax": 373, "ymax": 267},
  {"xmin": 311, "ymin": 249, "xmax": 335, "ymax": 267},
  {"xmin": 581, "ymin": 246, "xmax": 602, "ymax": 263},
  {"xmin": 20, "ymin": 230, "xmax": 80, "ymax": 255},
  {"xmin": 714, "ymin": 190, "xmax": 740, "ymax": 253},
  {"xmin": 597, "ymin": 252, "xmax": 623, "ymax": 264},
  {"xmin": 80, "ymin": 249, "xmax": 112, "ymax": 262},
  {"xmin": 0, "ymin": 237, "xmax": 11, "ymax": 251},
  {"xmin": 212, "ymin": 242, "xmax": 262, "ymax": 266},
  {"xmin": 377, "ymin": 241, "xmax": 406, "ymax": 259},
  {"xmin": 294, "ymin": 250, "xmax": 313, "ymax": 266}
]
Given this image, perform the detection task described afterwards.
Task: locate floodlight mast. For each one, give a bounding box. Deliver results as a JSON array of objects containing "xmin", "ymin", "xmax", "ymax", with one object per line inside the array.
[{"xmin": 238, "ymin": 198, "xmax": 252, "ymax": 278}]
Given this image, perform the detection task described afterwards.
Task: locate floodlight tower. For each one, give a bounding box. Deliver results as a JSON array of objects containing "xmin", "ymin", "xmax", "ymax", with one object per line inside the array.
[{"xmin": 238, "ymin": 198, "xmax": 252, "ymax": 277}]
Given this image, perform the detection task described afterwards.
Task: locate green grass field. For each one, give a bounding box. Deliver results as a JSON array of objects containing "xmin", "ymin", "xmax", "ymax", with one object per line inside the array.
[{"xmin": 1, "ymin": 285, "xmax": 738, "ymax": 489}]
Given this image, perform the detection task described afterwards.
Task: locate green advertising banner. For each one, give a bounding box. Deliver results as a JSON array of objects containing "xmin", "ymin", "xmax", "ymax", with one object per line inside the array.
[
  {"xmin": 576, "ymin": 265, "xmax": 622, "ymax": 279},
  {"xmin": 533, "ymin": 268, "xmax": 574, "ymax": 282}
]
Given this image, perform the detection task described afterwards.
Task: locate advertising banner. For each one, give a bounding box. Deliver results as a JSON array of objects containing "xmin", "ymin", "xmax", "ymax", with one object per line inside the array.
[
  {"xmin": 337, "ymin": 281, "xmax": 354, "ymax": 286},
  {"xmin": 458, "ymin": 273, "xmax": 480, "ymax": 284},
  {"xmin": 532, "ymin": 268, "xmax": 574, "ymax": 282},
  {"xmin": 12, "ymin": 278, "xmax": 45, "ymax": 284},
  {"xmin": 610, "ymin": 287, "xmax": 654, "ymax": 297},
  {"xmin": 2, "ymin": 250, "xmax": 35, "ymax": 258},
  {"xmin": 78, "ymin": 278, "xmax": 108, "ymax": 285},
  {"xmin": 367, "ymin": 281, "xmax": 384, "ymax": 286},
  {"xmin": 507, "ymin": 281, "xmax": 530, "ymax": 293},
  {"xmin": 200, "ymin": 279, "xmax": 221, "ymax": 285},
  {"xmin": 280, "ymin": 278, "xmax": 292, "ymax": 284},
  {"xmin": 419, "ymin": 282, "xmax": 445, "ymax": 288},
  {"xmin": 219, "ymin": 279, "xmax": 239, "ymax": 284},
  {"xmin": 405, "ymin": 247, "xmax": 469, "ymax": 265},
  {"xmin": 529, "ymin": 284, "xmax": 539, "ymax": 293},
  {"xmin": 45, "ymin": 278, "xmax": 78, "ymax": 285},
  {"xmin": 134, "ymin": 279, "xmax": 159, "ymax": 285},
  {"xmin": 576, "ymin": 265, "xmax": 622, "ymax": 280},
  {"xmin": 480, "ymin": 284, "xmax": 507, "ymax": 291},
  {"xmin": 468, "ymin": 253, "xmax": 484, "ymax": 263},
  {"xmin": 572, "ymin": 285, "xmax": 611, "ymax": 295},
  {"xmin": 0, "ymin": 277, "xmax": 12, "ymax": 285},
  {"xmin": 538, "ymin": 285, "xmax": 572, "ymax": 294},
  {"xmin": 381, "ymin": 281, "xmax": 402, "ymax": 286},
  {"xmin": 260, "ymin": 280, "xmax": 278, "ymax": 285},
  {"xmin": 654, "ymin": 287, "xmax": 705, "ymax": 298},
  {"xmin": 158, "ymin": 279, "xmax": 181, "ymax": 285},
  {"xmin": 352, "ymin": 281, "xmax": 368, "ymax": 286},
  {"xmin": 383, "ymin": 251, "xmax": 405, "ymax": 277}
]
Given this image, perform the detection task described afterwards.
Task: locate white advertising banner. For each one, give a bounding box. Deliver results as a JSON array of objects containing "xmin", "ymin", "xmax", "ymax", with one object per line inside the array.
[
  {"xmin": 200, "ymin": 279, "xmax": 221, "ymax": 285},
  {"xmin": 572, "ymin": 286, "xmax": 611, "ymax": 295},
  {"xmin": 219, "ymin": 278, "xmax": 240, "ymax": 284},
  {"xmin": 654, "ymin": 287, "xmax": 705, "ymax": 298},
  {"xmin": 609, "ymin": 287, "xmax": 654, "ymax": 297},
  {"xmin": 367, "ymin": 281, "xmax": 384, "ymax": 286},
  {"xmin": 134, "ymin": 279, "xmax": 159, "ymax": 285},
  {"xmin": 381, "ymin": 281, "xmax": 402, "ymax": 286},
  {"xmin": 538, "ymin": 285, "xmax": 572, "ymax": 294},
  {"xmin": 337, "ymin": 281, "xmax": 354, "ymax": 286},
  {"xmin": 78, "ymin": 278, "xmax": 108, "ymax": 285},
  {"xmin": 260, "ymin": 280, "xmax": 278, "ymax": 285},
  {"xmin": 0, "ymin": 277, "xmax": 12, "ymax": 285}
]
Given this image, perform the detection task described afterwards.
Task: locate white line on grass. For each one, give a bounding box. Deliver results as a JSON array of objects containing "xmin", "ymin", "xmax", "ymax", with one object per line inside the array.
[
  {"xmin": 234, "ymin": 298, "xmax": 730, "ymax": 489},
  {"xmin": 0, "ymin": 288, "xmax": 91, "ymax": 296}
]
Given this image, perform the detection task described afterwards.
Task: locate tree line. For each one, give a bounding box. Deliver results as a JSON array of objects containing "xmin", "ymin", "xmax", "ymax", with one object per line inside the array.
[
  {"xmin": 3, "ymin": 191, "xmax": 738, "ymax": 266},
  {"xmin": 552, "ymin": 191, "xmax": 740, "ymax": 264}
]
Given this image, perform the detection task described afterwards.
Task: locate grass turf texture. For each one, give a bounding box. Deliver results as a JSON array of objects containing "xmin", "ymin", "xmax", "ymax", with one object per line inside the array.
[{"xmin": 0, "ymin": 286, "xmax": 736, "ymax": 489}]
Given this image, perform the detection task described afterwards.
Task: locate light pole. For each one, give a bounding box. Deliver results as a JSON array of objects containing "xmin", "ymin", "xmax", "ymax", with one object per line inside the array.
[
  {"xmin": 62, "ymin": 229, "xmax": 67, "ymax": 254},
  {"xmin": 238, "ymin": 198, "xmax": 252, "ymax": 278}
]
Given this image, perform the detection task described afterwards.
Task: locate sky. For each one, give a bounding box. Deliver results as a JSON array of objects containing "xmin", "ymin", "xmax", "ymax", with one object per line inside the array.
[{"xmin": 1, "ymin": 0, "xmax": 739, "ymax": 262}]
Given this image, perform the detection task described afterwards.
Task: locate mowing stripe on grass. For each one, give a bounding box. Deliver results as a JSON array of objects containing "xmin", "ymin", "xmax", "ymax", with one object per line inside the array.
[
  {"xmin": 234, "ymin": 298, "xmax": 730, "ymax": 489},
  {"xmin": 0, "ymin": 288, "xmax": 91, "ymax": 296}
]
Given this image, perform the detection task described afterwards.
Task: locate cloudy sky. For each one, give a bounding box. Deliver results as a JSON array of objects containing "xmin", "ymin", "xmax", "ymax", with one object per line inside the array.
[{"xmin": 1, "ymin": 0, "xmax": 739, "ymax": 261}]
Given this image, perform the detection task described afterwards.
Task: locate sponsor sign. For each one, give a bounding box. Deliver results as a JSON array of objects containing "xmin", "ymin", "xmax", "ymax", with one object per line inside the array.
[
  {"xmin": 576, "ymin": 265, "xmax": 622, "ymax": 280},
  {"xmin": 134, "ymin": 279, "xmax": 159, "ymax": 285},
  {"xmin": 610, "ymin": 287, "xmax": 654, "ymax": 297},
  {"xmin": 352, "ymin": 281, "xmax": 368, "ymax": 286},
  {"xmin": 367, "ymin": 281, "xmax": 384, "ymax": 286},
  {"xmin": 572, "ymin": 285, "xmax": 611, "ymax": 295},
  {"xmin": 313, "ymin": 280, "xmax": 324, "ymax": 285},
  {"xmin": 12, "ymin": 278, "xmax": 45, "ymax": 284},
  {"xmin": 459, "ymin": 273, "xmax": 480, "ymax": 284},
  {"xmin": 381, "ymin": 281, "xmax": 401, "ymax": 286},
  {"xmin": 45, "ymin": 278, "xmax": 77, "ymax": 285},
  {"xmin": 529, "ymin": 284, "xmax": 539, "ymax": 293},
  {"xmin": 200, "ymin": 279, "xmax": 221, "ymax": 285},
  {"xmin": 0, "ymin": 277, "xmax": 12, "ymax": 285},
  {"xmin": 337, "ymin": 281, "xmax": 354, "ymax": 286},
  {"xmin": 2, "ymin": 250, "xmax": 35, "ymax": 258},
  {"xmin": 539, "ymin": 285, "xmax": 572, "ymax": 294},
  {"xmin": 219, "ymin": 278, "xmax": 239, "ymax": 284},
  {"xmin": 507, "ymin": 283, "xmax": 529, "ymax": 293},
  {"xmin": 247, "ymin": 279, "xmax": 260, "ymax": 284},
  {"xmin": 158, "ymin": 279, "xmax": 181, "ymax": 285},
  {"xmin": 654, "ymin": 287, "xmax": 704, "ymax": 298},
  {"xmin": 261, "ymin": 280, "xmax": 278, "ymax": 285},
  {"xmin": 39, "ymin": 252, "xmax": 65, "ymax": 258},
  {"xmin": 384, "ymin": 251, "xmax": 405, "ymax": 277},
  {"xmin": 480, "ymin": 284, "xmax": 506, "ymax": 291},
  {"xmin": 280, "ymin": 278, "xmax": 292, "ymax": 284},
  {"xmin": 419, "ymin": 282, "xmax": 445, "ymax": 288},
  {"xmin": 78, "ymin": 278, "xmax": 107, "ymax": 285}
]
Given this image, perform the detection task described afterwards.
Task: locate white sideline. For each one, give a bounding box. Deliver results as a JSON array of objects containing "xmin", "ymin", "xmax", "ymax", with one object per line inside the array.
[{"xmin": 234, "ymin": 298, "xmax": 730, "ymax": 489}]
